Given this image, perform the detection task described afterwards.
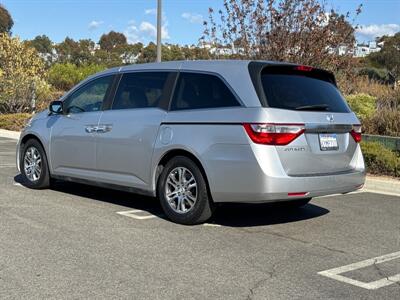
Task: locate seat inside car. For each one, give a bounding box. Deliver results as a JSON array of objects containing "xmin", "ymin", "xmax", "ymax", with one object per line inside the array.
[{"xmin": 114, "ymin": 85, "xmax": 148, "ymax": 109}]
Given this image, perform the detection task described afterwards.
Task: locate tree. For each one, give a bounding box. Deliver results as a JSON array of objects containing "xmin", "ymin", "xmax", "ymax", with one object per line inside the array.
[
  {"xmin": 137, "ymin": 42, "xmax": 157, "ymax": 63},
  {"xmin": 26, "ymin": 35, "xmax": 55, "ymax": 65},
  {"xmin": 367, "ymin": 32, "xmax": 400, "ymax": 80},
  {"xmin": 28, "ymin": 35, "xmax": 53, "ymax": 54},
  {"xmin": 202, "ymin": 0, "xmax": 361, "ymax": 75},
  {"xmin": 56, "ymin": 37, "xmax": 96, "ymax": 65},
  {"xmin": 118, "ymin": 43, "xmax": 143, "ymax": 64},
  {"xmin": 0, "ymin": 4, "xmax": 13, "ymax": 34},
  {"xmin": 99, "ymin": 31, "xmax": 127, "ymax": 51},
  {"xmin": 55, "ymin": 37, "xmax": 79, "ymax": 63},
  {"xmin": 0, "ymin": 33, "xmax": 49, "ymax": 113}
]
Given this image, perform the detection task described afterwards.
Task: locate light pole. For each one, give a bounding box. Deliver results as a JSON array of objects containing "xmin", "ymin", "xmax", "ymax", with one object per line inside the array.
[{"xmin": 156, "ymin": 0, "xmax": 162, "ymax": 62}]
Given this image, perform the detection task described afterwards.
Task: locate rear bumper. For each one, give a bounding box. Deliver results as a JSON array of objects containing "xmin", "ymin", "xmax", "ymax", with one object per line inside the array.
[
  {"xmin": 212, "ymin": 170, "xmax": 365, "ymax": 203},
  {"xmin": 205, "ymin": 144, "xmax": 365, "ymax": 203}
]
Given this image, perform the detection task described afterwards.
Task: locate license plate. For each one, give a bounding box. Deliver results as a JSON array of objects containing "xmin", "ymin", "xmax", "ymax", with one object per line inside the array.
[{"xmin": 319, "ymin": 133, "xmax": 338, "ymax": 151}]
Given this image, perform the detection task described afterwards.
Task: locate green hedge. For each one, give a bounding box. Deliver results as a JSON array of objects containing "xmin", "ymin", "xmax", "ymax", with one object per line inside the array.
[
  {"xmin": 361, "ymin": 141, "xmax": 400, "ymax": 177},
  {"xmin": 48, "ymin": 63, "xmax": 106, "ymax": 91},
  {"xmin": 345, "ymin": 93, "xmax": 376, "ymax": 121}
]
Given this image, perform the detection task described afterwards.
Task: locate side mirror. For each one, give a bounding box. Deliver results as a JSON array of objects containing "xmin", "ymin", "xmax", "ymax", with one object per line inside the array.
[{"xmin": 49, "ymin": 101, "xmax": 63, "ymax": 115}]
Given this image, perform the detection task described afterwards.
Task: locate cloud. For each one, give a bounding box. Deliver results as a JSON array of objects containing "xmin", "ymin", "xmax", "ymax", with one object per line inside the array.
[
  {"xmin": 145, "ymin": 8, "xmax": 166, "ymax": 22},
  {"xmin": 356, "ymin": 24, "xmax": 400, "ymax": 39},
  {"xmin": 181, "ymin": 12, "xmax": 203, "ymax": 24},
  {"xmin": 88, "ymin": 20, "xmax": 103, "ymax": 30},
  {"xmin": 145, "ymin": 8, "xmax": 157, "ymax": 15},
  {"xmin": 139, "ymin": 21, "xmax": 170, "ymax": 40},
  {"xmin": 125, "ymin": 21, "xmax": 140, "ymax": 43},
  {"xmin": 125, "ymin": 20, "xmax": 170, "ymax": 43}
]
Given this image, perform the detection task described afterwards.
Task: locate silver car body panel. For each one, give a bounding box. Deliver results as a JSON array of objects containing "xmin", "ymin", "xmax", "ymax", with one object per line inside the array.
[
  {"xmin": 17, "ymin": 60, "xmax": 365, "ymax": 203},
  {"xmin": 50, "ymin": 112, "xmax": 102, "ymax": 181},
  {"xmin": 95, "ymin": 108, "xmax": 167, "ymax": 190}
]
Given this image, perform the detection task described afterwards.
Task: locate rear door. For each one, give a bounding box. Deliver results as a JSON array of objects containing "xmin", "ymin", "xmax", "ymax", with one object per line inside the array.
[
  {"xmin": 95, "ymin": 71, "xmax": 176, "ymax": 190},
  {"xmin": 255, "ymin": 64, "xmax": 360, "ymax": 176}
]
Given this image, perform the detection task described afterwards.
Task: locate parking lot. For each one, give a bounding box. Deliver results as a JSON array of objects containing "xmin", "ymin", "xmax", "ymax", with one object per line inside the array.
[{"xmin": 0, "ymin": 136, "xmax": 399, "ymax": 299}]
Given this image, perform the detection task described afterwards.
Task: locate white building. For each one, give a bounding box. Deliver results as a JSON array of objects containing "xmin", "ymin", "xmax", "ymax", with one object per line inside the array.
[{"xmin": 354, "ymin": 41, "xmax": 382, "ymax": 58}]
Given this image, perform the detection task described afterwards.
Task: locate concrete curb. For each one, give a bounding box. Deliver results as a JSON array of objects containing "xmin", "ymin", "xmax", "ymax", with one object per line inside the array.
[
  {"xmin": 0, "ymin": 129, "xmax": 20, "ymax": 140},
  {"xmin": 0, "ymin": 128, "xmax": 398, "ymax": 196},
  {"xmin": 363, "ymin": 176, "xmax": 400, "ymax": 197}
]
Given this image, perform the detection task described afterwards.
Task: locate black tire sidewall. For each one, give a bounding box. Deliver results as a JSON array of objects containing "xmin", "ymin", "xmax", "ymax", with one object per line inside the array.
[
  {"xmin": 158, "ymin": 156, "xmax": 213, "ymax": 225},
  {"xmin": 20, "ymin": 139, "xmax": 50, "ymax": 189}
]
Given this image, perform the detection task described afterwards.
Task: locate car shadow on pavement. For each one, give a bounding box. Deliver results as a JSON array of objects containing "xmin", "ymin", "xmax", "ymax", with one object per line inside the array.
[
  {"xmin": 15, "ymin": 175, "xmax": 330, "ymax": 227},
  {"xmin": 210, "ymin": 202, "xmax": 329, "ymax": 227},
  {"xmin": 14, "ymin": 174, "xmax": 162, "ymax": 214}
]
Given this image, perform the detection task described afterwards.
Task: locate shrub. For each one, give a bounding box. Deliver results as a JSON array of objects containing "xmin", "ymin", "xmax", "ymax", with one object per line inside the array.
[
  {"xmin": 361, "ymin": 141, "xmax": 400, "ymax": 177},
  {"xmin": 358, "ymin": 67, "xmax": 392, "ymax": 84},
  {"xmin": 350, "ymin": 76, "xmax": 392, "ymax": 99},
  {"xmin": 0, "ymin": 113, "xmax": 32, "ymax": 131},
  {"xmin": 35, "ymin": 90, "xmax": 65, "ymax": 112},
  {"xmin": 48, "ymin": 63, "xmax": 106, "ymax": 91},
  {"xmin": 363, "ymin": 109, "xmax": 400, "ymax": 137},
  {"xmin": 345, "ymin": 93, "xmax": 376, "ymax": 120},
  {"xmin": 0, "ymin": 33, "xmax": 48, "ymax": 113}
]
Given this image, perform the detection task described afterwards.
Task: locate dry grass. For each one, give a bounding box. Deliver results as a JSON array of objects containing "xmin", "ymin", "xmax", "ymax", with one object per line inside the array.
[{"xmin": 0, "ymin": 113, "xmax": 32, "ymax": 131}]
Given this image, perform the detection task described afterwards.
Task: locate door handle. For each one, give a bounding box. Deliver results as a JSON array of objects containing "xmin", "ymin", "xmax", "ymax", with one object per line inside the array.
[
  {"xmin": 96, "ymin": 124, "xmax": 113, "ymax": 133},
  {"xmin": 85, "ymin": 126, "xmax": 97, "ymax": 133}
]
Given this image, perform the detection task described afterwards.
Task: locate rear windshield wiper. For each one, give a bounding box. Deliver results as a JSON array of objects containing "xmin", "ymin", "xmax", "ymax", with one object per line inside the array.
[{"xmin": 295, "ymin": 104, "xmax": 330, "ymax": 111}]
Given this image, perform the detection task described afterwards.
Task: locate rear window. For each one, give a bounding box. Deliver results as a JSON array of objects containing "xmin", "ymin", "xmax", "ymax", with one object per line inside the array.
[
  {"xmin": 259, "ymin": 66, "xmax": 350, "ymax": 113},
  {"xmin": 170, "ymin": 72, "xmax": 240, "ymax": 110}
]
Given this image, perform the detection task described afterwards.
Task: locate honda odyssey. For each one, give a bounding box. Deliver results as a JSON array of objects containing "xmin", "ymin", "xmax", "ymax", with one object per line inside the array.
[{"xmin": 17, "ymin": 60, "xmax": 365, "ymax": 224}]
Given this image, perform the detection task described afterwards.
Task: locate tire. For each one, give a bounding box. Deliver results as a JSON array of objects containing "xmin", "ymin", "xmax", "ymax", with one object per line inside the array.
[
  {"xmin": 281, "ymin": 198, "xmax": 312, "ymax": 209},
  {"xmin": 157, "ymin": 156, "xmax": 214, "ymax": 225},
  {"xmin": 20, "ymin": 138, "xmax": 51, "ymax": 189}
]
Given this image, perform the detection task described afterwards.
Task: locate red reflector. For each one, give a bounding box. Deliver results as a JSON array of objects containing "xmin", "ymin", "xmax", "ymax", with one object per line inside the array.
[
  {"xmin": 294, "ymin": 65, "xmax": 313, "ymax": 72},
  {"xmin": 288, "ymin": 192, "xmax": 308, "ymax": 197},
  {"xmin": 350, "ymin": 125, "xmax": 362, "ymax": 143},
  {"xmin": 243, "ymin": 123, "xmax": 305, "ymax": 146}
]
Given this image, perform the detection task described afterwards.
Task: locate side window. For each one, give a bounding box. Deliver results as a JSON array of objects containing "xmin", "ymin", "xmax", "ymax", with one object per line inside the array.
[
  {"xmin": 64, "ymin": 76, "xmax": 113, "ymax": 114},
  {"xmin": 112, "ymin": 72, "xmax": 169, "ymax": 110},
  {"xmin": 170, "ymin": 72, "xmax": 240, "ymax": 110}
]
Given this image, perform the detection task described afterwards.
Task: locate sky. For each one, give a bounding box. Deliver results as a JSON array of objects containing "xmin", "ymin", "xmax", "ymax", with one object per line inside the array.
[{"xmin": 2, "ymin": 0, "xmax": 400, "ymax": 45}]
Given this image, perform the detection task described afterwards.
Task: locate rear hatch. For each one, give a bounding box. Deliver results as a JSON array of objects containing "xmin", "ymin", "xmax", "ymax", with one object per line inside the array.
[{"xmin": 248, "ymin": 63, "xmax": 361, "ymax": 176}]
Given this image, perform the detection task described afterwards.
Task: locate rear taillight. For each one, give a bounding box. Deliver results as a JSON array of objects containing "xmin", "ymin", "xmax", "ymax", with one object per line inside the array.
[
  {"xmin": 350, "ymin": 125, "xmax": 362, "ymax": 143},
  {"xmin": 243, "ymin": 123, "xmax": 305, "ymax": 145}
]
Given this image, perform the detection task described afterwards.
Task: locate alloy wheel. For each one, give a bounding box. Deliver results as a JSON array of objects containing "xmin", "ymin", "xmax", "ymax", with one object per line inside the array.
[
  {"xmin": 165, "ymin": 167, "xmax": 197, "ymax": 214},
  {"xmin": 23, "ymin": 146, "xmax": 42, "ymax": 182}
]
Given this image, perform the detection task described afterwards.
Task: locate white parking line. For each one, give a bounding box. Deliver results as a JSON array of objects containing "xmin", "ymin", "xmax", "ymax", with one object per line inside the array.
[
  {"xmin": 318, "ymin": 251, "xmax": 400, "ymax": 290},
  {"xmin": 13, "ymin": 182, "xmax": 23, "ymax": 187},
  {"xmin": 116, "ymin": 209, "xmax": 160, "ymax": 220}
]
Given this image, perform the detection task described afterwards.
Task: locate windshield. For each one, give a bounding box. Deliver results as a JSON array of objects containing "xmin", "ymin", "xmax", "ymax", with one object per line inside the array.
[{"xmin": 260, "ymin": 66, "xmax": 350, "ymax": 113}]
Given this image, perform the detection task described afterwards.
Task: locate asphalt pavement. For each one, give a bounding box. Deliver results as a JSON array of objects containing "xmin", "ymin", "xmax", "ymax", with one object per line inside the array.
[{"xmin": 0, "ymin": 137, "xmax": 399, "ymax": 299}]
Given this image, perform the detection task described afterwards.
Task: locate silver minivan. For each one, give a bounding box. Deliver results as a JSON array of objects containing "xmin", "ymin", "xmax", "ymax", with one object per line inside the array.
[{"xmin": 17, "ymin": 60, "xmax": 365, "ymax": 224}]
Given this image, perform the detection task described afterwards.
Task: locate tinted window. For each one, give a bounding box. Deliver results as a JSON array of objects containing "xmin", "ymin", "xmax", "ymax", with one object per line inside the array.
[
  {"xmin": 260, "ymin": 67, "xmax": 350, "ymax": 113},
  {"xmin": 170, "ymin": 72, "xmax": 240, "ymax": 110},
  {"xmin": 64, "ymin": 76, "xmax": 113, "ymax": 114},
  {"xmin": 112, "ymin": 72, "xmax": 169, "ymax": 110}
]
